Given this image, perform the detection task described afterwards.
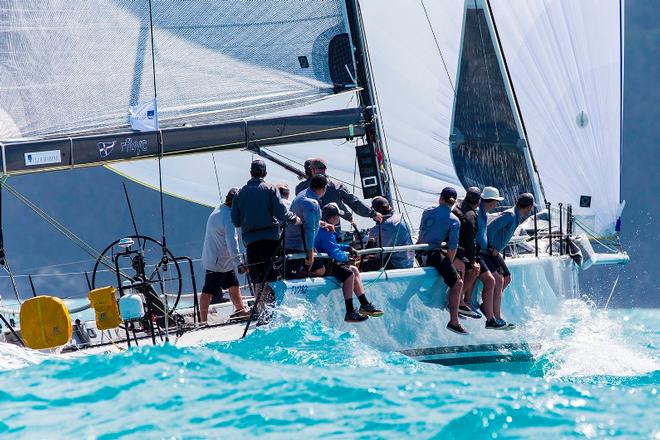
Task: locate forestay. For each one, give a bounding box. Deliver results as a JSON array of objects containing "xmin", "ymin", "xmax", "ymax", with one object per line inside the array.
[
  {"xmin": 0, "ymin": 0, "xmax": 355, "ymax": 140},
  {"xmin": 489, "ymin": 0, "xmax": 624, "ymax": 236}
]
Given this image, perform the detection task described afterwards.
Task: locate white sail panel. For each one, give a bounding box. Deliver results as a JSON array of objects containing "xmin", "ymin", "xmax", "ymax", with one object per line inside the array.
[
  {"xmin": 0, "ymin": 0, "xmax": 353, "ymax": 140},
  {"xmin": 359, "ymin": 0, "xmax": 464, "ymax": 225},
  {"xmin": 489, "ymin": 0, "xmax": 623, "ymax": 235},
  {"xmin": 110, "ymin": 0, "xmax": 467, "ymax": 231}
]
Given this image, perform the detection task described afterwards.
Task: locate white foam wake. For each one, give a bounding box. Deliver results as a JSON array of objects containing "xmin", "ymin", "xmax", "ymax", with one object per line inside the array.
[
  {"xmin": 0, "ymin": 342, "xmax": 49, "ymax": 371},
  {"xmin": 527, "ymin": 299, "xmax": 659, "ymax": 378}
]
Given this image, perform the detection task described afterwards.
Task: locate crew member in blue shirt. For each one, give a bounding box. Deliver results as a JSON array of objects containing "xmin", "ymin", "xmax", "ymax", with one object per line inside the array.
[
  {"xmin": 315, "ymin": 203, "xmax": 384, "ymax": 323},
  {"xmin": 484, "ymin": 192, "xmax": 535, "ymax": 329},
  {"xmin": 284, "ymin": 174, "xmax": 328, "ymax": 279},
  {"xmin": 417, "ymin": 187, "xmax": 466, "ymax": 335}
]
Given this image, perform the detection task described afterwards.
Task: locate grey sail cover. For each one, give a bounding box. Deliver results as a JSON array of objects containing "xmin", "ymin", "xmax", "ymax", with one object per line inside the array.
[{"xmin": 0, "ymin": 0, "xmax": 356, "ymax": 141}]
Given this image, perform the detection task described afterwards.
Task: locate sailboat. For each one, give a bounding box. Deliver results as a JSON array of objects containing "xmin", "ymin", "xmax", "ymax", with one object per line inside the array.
[{"xmin": 0, "ymin": 0, "xmax": 628, "ymax": 367}]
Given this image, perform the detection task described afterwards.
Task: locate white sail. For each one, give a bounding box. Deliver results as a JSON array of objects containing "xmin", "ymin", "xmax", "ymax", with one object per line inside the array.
[
  {"xmin": 489, "ymin": 0, "xmax": 624, "ymax": 235},
  {"xmin": 0, "ymin": 0, "xmax": 354, "ymax": 140},
  {"xmin": 110, "ymin": 0, "xmax": 466, "ymax": 230}
]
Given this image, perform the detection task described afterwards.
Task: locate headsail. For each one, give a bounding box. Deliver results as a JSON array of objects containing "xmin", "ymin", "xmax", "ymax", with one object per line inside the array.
[{"xmin": 489, "ymin": 0, "xmax": 624, "ymax": 236}]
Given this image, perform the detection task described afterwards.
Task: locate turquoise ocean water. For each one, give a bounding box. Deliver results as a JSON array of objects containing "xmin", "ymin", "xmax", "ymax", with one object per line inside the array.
[{"xmin": 0, "ymin": 300, "xmax": 658, "ymax": 439}]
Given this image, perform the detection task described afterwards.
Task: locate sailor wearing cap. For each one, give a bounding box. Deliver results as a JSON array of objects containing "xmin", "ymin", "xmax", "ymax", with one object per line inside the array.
[
  {"xmin": 367, "ymin": 196, "xmax": 414, "ymax": 269},
  {"xmin": 284, "ymin": 174, "xmax": 328, "ymax": 279},
  {"xmin": 200, "ymin": 187, "xmax": 248, "ymax": 323},
  {"xmin": 231, "ymin": 159, "xmax": 300, "ymax": 293},
  {"xmin": 315, "ymin": 203, "xmax": 384, "ymax": 323},
  {"xmin": 295, "ymin": 157, "xmax": 383, "ymax": 229},
  {"xmin": 483, "ymin": 191, "xmax": 536, "ymax": 329},
  {"xmin": 417, "ymin": 187, "xmax": 467, "ymax": 335}
]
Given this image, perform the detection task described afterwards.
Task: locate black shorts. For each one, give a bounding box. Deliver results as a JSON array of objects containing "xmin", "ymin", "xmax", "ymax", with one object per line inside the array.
[
  {"xmin": 482, "ymin": 253, "xmax": 511, "ymax": 277},
  {"xmin": 284, "ymin": 249, "xmax": 326, "ymax": 279},
  {"xmin": 326, "ymin": 262, "xmax": 354, "ymax": 283},
  {"xmin": 425, "ymin": 251, "xmax": 459, "ymax": 287},
  {"xmin": 477, "ymin": 256, "xmax": 491, "ymax": 275},
  {"xmin": 246, "ymin": 240, "xmax": 280, "ymax": 283},
  {"xmin": 202, "ymin": 270, "xmax": 239, "ymax": 295}
]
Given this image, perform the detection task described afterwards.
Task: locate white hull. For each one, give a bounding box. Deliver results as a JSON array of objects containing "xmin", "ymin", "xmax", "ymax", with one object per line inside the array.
[{"xmin": 2, "ymin": 253, "xmax": 628, "ymax": 368}]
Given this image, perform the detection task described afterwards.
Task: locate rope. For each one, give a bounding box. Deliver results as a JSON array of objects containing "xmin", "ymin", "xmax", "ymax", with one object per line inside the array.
[
  {"xmin": 211, "ymin": 153, "xmax": 222, "ymax": 200},
  {"xmin": 419, "ymin": 0, "xmax": 456, "ymax": 94},
  {"xmin": 604, "ymin": 267, "xmax": 622, "ymax": 310}
]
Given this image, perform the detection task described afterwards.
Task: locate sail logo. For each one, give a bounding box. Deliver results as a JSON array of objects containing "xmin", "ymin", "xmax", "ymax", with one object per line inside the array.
[
  {"xmin": 120, "ymin": 137, "xmax": 148, "ymax": 156},
  {"xmin": 97, "ymin": 141, "xmax": 115, "ymax": 158},
  {"xmin": 24, "ymin": 150, "xmax": 62, "ymax": 167},
  {"xmin": 129, "ymin": 98, "xmax": 159, "ymax": 132}
]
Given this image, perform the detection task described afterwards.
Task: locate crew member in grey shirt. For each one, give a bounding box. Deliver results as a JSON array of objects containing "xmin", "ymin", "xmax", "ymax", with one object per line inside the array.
[
  {"xmin": 295, "ymin": 158, "xmax": 383, "ymax": 229},
  {"xmin": 200, "ymin": 188, "xmax": 248, "ymax": 323},
  {"xmin": 367, "ymin": 197, "xmax": 414, "ymax": 269}
]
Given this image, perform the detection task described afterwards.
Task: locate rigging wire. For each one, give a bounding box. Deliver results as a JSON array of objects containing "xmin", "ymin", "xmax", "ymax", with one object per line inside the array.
[
  {"xmin": 211, "ymin": 153, "xmax": 223, "ymax": 200},
  {"xmin": 419, "ymin": 0, "xmax": 456, "ymax": 94}
]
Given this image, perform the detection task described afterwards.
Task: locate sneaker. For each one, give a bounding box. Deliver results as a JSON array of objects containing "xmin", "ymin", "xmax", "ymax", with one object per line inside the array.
[
  {"xmin": 358, "ymin": 302, "xmax": 384, "ymax": 317},
  {"xmin": 345, "ymin": 309, "xmax": 368, "ymax": 323},
  {"xmin": 485, "ymin": 318, "xmax": 507, "ymax": 330},
  {"xmin": 229, "ymin": 309, "xmax": 251, "ymax": 321},
  {"xmin": 497, "ymin": 318, "xmax": 516, "ymax": 330},
  {"xmin": 458, "ymin": 305, "xmax": 482, "ymax": 319},
  {"xmin": 446, "ymin": 322, "xmax": 469, "ymax": 335}
]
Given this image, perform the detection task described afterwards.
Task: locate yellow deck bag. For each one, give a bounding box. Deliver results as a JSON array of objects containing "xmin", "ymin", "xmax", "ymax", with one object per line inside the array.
[
  {"xmin": 88, "ymin": 286, "xmax": 122, "ymax": 330},
  {"xmin": 20, "ymin": 296, "xmax": 72, "ymax": 350}
]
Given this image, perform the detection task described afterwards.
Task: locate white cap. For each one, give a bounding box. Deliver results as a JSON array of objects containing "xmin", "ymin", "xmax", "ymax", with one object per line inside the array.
[{"xmin": 481, "ymin": 186, "xmax": 504, "ymax": 201}]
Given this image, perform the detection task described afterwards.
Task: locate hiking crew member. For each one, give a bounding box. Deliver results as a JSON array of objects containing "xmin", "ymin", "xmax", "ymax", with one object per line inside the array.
[
  {"xmin": 367, "ymin": 196, "xmax": 414, "ymax": 269},
  {"xmin": 296, "ymin": 158, "xmax": 383, "ymax": 229},
  {"xmin": 451, "ymin": 187, "xmax": 485, "ymax": 320},
  {"xmin": 417, "ymin": 187, "xmax": 466, "ymax": 335},
  {"xmin": 200, "ymin": 188, "xmax": 248, "ymax": 323},
  {"xmin": 485, "ymin": 192, "xmax": 535, "ymax": 329},
  {"xmin": 285, "ymin": 174, "xmax": 328, "ymax": 279},
  {"xmin": 231, "ymin": 159, "xmax": 300, "ymax": 298},
  {"xmin": 315, "ymin": 203, "xmax": 384, "ymax": 323},
  {"xmin": 470, "ymin": 186, "xmax": 504, "ymax": 329}
]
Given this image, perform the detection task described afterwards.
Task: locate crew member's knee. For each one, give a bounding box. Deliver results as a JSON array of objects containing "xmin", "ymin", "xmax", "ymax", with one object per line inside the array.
[{"xmin": 481, "ymin": 272, "xmax": 495, "ymax": 289}]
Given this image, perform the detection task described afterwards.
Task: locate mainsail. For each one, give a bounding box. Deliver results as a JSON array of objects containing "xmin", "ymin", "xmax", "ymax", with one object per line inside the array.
[{"xmin": 0, "ymin": 0, "xmax": 357, "ymax": 140}]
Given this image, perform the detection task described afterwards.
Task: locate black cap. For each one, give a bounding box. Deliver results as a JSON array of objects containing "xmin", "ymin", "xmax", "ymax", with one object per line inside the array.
[
  {"xmin": 464, "ymin": 186, "xmax": 482, "ymax": 204},
  {"xmin": 517, "ymin": 193, "xmax": 535, "ymax": 208},
  {"xmin": 371, "ymin": 196, "xmax": 392, "ymax": 214},
  {"xmin": 250, "ymin": 159, "xmax": 267, "ymax": 174},
  {"xmin": 440, "ymin": 187, "xmax": 458, "ymax": 203},
  {"xmin": 321, "ymin": 202, "xmax": 345, "ymax": 220},
  {"xmin": 309, "ymin": 173, "xmax": 328, "ymax": 190}
]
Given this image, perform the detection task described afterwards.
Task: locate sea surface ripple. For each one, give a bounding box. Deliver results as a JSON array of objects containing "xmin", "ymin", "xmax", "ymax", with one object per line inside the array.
[{"xmin": 0, "ymin": 301, "xmax": 658, "ymax": 439}]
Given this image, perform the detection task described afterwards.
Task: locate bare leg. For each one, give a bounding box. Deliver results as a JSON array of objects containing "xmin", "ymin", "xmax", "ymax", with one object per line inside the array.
[
  {"xmin": 479, "ymin": 271, "xmax": 495, "ymax": 320},
  {"xmin": 228, "ymin": 285, "xmax": 246, "ymax": 312},
  {"xmin": 492, "ymin": 271, "xmax": 504, "ymax": 320},
  {"xmin": 462, "ymin": 268, "xmax": 479, "ymax": 307},
  {"xmin": 503, "ymin": 275, "xmax": 511, "ymax": 290},
  {"xmin": 199, "ymin": 292, "xmax": 213, "ymax": 324},
  {"xmin": 342, "ymin": 273, "xmax": 355, "ymax": 300},
  {"xmin": 349, "ymin": 266, "xmax": 364, "ymax": 296},
  {"xmin": 448, "ymin": 278, "xmax": 464, "ymax": 326}
]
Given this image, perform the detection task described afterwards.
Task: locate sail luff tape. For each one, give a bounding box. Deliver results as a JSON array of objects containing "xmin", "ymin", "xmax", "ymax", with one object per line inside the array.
[
  {"xmin": 69, "ymin": 137, "xmax": 74, "ymax": 169},
  {"xmin": 0, "ymin": 142, "xmax": 6, "ymax": 176}
]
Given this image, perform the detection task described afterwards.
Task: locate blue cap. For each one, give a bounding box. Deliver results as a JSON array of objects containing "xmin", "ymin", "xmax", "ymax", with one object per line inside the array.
[{"xmin": 440, "ymin": 187, "xmax": 458, "ymax": 202}]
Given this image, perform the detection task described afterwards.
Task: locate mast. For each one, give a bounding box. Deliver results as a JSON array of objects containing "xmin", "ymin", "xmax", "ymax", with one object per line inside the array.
[{"xmin": 344, "ymin": 0, "xmax": 392, "ymax": 200}]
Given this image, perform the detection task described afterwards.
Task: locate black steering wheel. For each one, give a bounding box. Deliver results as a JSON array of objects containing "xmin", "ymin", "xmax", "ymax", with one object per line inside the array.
[{"xmin": 91, "ymin": 235, "xmax": 183, "ymax": 316}]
